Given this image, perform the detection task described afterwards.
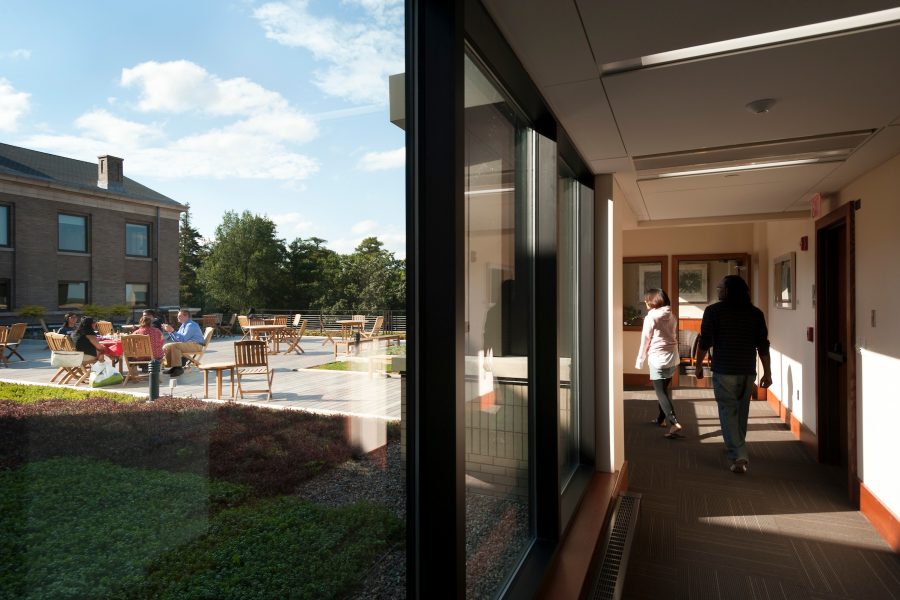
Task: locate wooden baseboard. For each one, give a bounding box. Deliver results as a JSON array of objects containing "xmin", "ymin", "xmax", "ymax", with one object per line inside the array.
[
  {"xmin": 860, "ymin": 483, "xmax": 900, "ymax": 553},
  {"xmin": 766, "ymin": 389, "xmax": 818, "ymax": 459},
  {"xmin": 623, "ymin": 373, "xmax": 650, "ymax": 387},
  {"xmin": 538, "ymin": 464, "xmax": 629, "ymax": 599}
]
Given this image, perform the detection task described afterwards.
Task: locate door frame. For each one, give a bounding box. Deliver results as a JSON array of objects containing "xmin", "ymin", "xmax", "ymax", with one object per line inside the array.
[{"xmin": 815, "ymin": 202, "xmax": 858, "ymax": 506}]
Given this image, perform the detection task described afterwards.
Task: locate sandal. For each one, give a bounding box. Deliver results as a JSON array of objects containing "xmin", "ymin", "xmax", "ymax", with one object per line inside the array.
[
  {"xmin": 664, "ymin": 423, "xmax": 684, "ymax": 438},
  {"xmin": 650, "ymin": 419, "xmax": 667, "ymax": 427}
]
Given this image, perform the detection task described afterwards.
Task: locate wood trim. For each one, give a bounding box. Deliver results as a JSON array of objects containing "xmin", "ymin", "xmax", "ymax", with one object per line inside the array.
[
  {"xmin": 537, "ymin": 465, "xmax": 629, "ymax": 599},
  {"xmin": 623, "ymin": 373, "xmax": 651, "ymax": 388},
  {"xmin": 860, "ymin": 483, "xmax": 900, "ymax": 553},
  {"xmin": 766, "ymin": 389, "xmax": 819, "ymax": 460}
]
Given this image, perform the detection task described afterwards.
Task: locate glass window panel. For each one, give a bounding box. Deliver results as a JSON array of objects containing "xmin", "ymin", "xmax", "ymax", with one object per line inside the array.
[
  {"xmin": 0, "ymin": 206, "xmax": 9, "ymax": 246},
  {"xmin": 126, "ymin": 224, "xmax": 149, "ymax": 256},
  {"xmin": 59, "ymin": 214, "xmax": 87, "ymax": 252},
  {"xmin": 464, "ymin": 52, "xmax": 533, "ymax": 598},
  {"xmin": 558, "ymin": 163, "xmax": 579, "ymax": 491},
  {"xmin": 126, "ymin": 283, "xmax": 149, "ymax": 307},
  {"xmin": 0, "ymin": 279, "xmax": 9, "ymax": 310},
  {"xmin": 58, "ymin": 282, "xmax": 87, "ymax": 309}
]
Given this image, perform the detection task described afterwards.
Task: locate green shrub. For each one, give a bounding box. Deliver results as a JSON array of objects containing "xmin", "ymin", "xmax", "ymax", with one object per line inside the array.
[
  {"xmin": 17, "ymin": 305, "xmax": 46, "ymax": 318},
  {"xmin": 0, "ymin": 382, "xmax": 142, "ymax": 404}
]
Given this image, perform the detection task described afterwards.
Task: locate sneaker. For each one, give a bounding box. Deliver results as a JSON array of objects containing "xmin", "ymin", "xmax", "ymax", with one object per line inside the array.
[{"xmin": 730, "ymin": 458, "xmax": 749, "ymax": 474}]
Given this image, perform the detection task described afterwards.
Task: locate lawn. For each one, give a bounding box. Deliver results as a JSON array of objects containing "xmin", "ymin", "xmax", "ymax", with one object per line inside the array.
[{"xmin": 0, "ymin": 384, "xmax": 403, "ymax": 599}]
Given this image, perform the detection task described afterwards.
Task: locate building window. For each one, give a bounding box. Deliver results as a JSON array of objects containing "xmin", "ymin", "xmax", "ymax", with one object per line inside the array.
[
  {"xmin": 58, "ymin": 214, "xmax": 88, "ymax": 252},
  {"xmin": 58, "ymin": 282, "xmax": 87, "ymax": 309},
  {"xmin": 0, "ymin": 205, "xmax": 10, "ymax": 247},
  {"xmin": 126, "ymin": 283, "xmax": 149, "ymax": 307},
  {"xmin": 558, "ymin": 163, "xmax": 580, "ymax": 491},
  {"xmin": 464, "ymin": 52, "xmax": 533, "ymax": 598},
  {"xmin": 126, "ymin": 223, "xmax": 150, "ymax": 257},
  {"xmin": 0, "ymin": 279, "xmax": 9, "ymax": 310}
]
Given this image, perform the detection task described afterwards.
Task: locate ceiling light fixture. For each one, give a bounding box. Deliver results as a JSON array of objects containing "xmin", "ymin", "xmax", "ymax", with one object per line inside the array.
[
  {"xmin": 745, "ymin": 98, "xmax": 776, "ymax": 114},
  {"xmin": 638, "ymin": 7, "xmax": 900, "ymax": 68},
  {"xmin": 652, "ymin": 158, "xmax": 827, "ymax": 179},
  {"xmin": 465, "ymin": 187, "xmax": 515, "ymax": 196}
]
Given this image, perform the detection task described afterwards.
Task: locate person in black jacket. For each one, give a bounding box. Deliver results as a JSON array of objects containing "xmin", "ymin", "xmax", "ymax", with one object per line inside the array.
[{"xmin": 695, "ymin": 275, "xmax": 772, "ymax": 474}]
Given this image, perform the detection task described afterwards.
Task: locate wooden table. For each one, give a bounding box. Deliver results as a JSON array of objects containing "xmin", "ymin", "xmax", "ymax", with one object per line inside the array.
[
  {"xmin": 199, "ymin": 362, "xmax": 235, "ymax": 399},
  {"xmin": 336, "ymin": 319, "xmax": 365, "ymax": 339},
  {"xmin": 244, "ymin": 324, "xmax": 286, "ymax": 353}
]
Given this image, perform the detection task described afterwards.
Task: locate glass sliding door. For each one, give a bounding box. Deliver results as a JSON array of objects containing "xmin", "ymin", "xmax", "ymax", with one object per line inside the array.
[
  {"xmin": 463, "ymin": 52, "xmax": 533, "ymax": 598},
  {"xmin": 558, "ymin": 162, "xmax": 580, "ymax": 492}
]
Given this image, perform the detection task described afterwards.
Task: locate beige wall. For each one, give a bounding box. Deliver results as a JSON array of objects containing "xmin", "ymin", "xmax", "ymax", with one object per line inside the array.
[{"xmin": 836, "ymin": 152, "xmax": 900, "ymax": 519}]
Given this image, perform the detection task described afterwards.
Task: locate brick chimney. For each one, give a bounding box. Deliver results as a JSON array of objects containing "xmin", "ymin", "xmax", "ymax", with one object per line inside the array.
[{"xmin": 98, "ymin": 155, "xmax": 124, "ymax": 190}]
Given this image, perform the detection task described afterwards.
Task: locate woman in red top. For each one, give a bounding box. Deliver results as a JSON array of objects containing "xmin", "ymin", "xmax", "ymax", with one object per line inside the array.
[{"xmin": 133, "ymin": 315, "xmax": 165, "ymax": 360}]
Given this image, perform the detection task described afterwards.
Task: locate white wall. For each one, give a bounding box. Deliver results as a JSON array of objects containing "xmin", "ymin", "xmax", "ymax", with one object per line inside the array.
[
  {"xmin": 763, "ymin": 220, "xmax": 817, "ymax": 431},
  {"xmin": 836, "ymin": 152, "xmax": 900, "ymax": 520}
]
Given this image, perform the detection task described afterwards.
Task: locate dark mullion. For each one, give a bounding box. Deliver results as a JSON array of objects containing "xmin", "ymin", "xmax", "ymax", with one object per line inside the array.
[{"xmin": 406, "ymin": 0, "xmax": 466, "ymax": 597}]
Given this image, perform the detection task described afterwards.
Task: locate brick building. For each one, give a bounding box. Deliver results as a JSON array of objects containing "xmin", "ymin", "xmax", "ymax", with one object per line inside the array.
[{"xmin": 0, "ymin": 143, "xmax": 185, "ymax": 316}]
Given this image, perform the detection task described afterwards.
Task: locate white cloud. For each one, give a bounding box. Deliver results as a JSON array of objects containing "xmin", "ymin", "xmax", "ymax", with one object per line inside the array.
[
  {"xmin": 75, "ymin": 109, "xmax": 163, "ymax": 148},
  {"xmin": 351, "ymin": 219, "xmax": 378, "ymax": 234},
  {"xmin": 1, "ymin": 49, "xmax": 31, "ymax": 60},
  {"xmin": 254, "ymin": 0, "xmax": 403, "ymax": 104},
  {"xmin": 357, "ymin": 146, "xmax": 404, "ymax": 171},
  {"xmin": 330, "ymin": 222, "xmax": 405, "ymax": 257},
  {"xmin": 0, "ymin": 78, "xmax": 30, "ymax": 131},
  {"xmin": 272, "ymin": 212, "xmax": 315, "ymax": 236}
]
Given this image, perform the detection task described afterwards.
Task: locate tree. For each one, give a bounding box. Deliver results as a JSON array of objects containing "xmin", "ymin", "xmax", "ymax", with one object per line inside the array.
[
  {"xmin": 178, "ymin": 204, "xmax": 207, "ymax": 309},
  {"xmin": 197, "ymin": 211, "xmax": 287, "ymax": 312},
  {"xmin": 338, "ymin": 237, "xmax": 405, "ymax": 312},
  {"xmin": 284, "ymin": 237, "xmax": 341, "ymax": 309}
]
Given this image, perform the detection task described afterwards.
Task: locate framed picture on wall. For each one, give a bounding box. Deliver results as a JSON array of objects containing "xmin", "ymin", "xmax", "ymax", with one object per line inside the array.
[
  {"xmin": 774, "ymin": 252, "xmax": 796, "ymax": 309},
  {"xmin": 678, "ymin": 262, "xmax": 708, "ymax": 303},
  {"xmin": 638, "ymin": 263, "xmax": 662, "ymax": 295}
]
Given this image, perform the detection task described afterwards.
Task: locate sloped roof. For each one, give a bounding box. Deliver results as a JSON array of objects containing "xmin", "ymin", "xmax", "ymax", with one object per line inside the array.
[{"xmin": 0, "ymin": 142, "xmax": 185, "ymax": 210}]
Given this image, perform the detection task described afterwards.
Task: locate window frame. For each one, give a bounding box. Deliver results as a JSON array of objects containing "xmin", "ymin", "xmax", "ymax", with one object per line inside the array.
[
  {"xmin": 58, "ymin": 280, "xmax": 89, "ymax": 309},
  {"xmin": 623, "ymin": 255, "xmax": 669, "ymax": 331},
  {"xmin": 0, "ymin": 204, "xmax": 11, "ymax": 248},
  {"xmin": 0, "ymin": 278, "xmax": 10, "ymax": 311},
  {"xmin": 125, "ymin": 222, "xmax": 151, "ymax": 258},
  {"xmin": 125, "ymin": 282, "xmax": 150, "ymax": 308},
  {"xmin": 58, "ymin": 212, "xmax": 89, "ymax": 253}
]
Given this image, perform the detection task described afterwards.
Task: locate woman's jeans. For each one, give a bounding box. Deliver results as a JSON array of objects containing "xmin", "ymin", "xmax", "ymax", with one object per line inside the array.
[
  {"xmin": 652, "ymin": 378, "xmax": 677, "ymax": 425},
  {"xmin": 712, "ymin": 372, "xmax": 755, "ymax": 462}
]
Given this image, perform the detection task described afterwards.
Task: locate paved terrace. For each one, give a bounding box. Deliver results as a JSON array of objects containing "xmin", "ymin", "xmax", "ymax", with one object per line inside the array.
[{"xmin": 1, "ymin": 337, "xmax": 401, "ymax": 421}]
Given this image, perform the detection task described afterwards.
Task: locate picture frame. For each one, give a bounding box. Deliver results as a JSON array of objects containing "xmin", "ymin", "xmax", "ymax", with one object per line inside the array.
[
  {"xmin": 773, "ymin": 252, "xmax": 796, "ymax": 309},
  {"xmin": 678, "ymin": 262, "xmax": 708, "ymax": 303},
  {"xmin": 638, "ymin": 263, "xmax": 662, "ymax": 296}
]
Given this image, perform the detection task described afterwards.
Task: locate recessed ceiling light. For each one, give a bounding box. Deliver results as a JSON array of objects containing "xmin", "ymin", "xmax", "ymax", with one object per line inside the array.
[
  {"xmin": 745, "ymin": 98, "xmax": 776, "ymax": 114},
  {"xmin": 652, "ymin": 158, "xmax": 829, "ymax": 179}
]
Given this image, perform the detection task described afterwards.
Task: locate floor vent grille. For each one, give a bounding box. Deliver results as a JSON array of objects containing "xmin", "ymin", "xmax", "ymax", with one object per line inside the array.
[{"xmin": 589, "ymin": 491, "xmax": 641, "ymax": 600}]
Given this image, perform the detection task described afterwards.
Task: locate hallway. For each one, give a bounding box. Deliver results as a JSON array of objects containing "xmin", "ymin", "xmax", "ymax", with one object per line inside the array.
[{"xmin": 622, "ymin": 390, "xmax": 900, "ymax": 599}]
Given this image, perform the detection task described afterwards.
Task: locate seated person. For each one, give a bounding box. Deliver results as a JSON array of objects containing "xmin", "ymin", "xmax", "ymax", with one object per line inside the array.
[
  {"xmin": 162, "ymin": 309, "xmax": 205, "ymax": 376},
  {"xmin": 56, "ymin": 313, "xmax": 79, "ymax": 335},
  {"xmin": 142, "ymin": 308, "xmax": 165, "ymax": 331},
  {"xmin": 133, "ymin": 315, "xmax": 165, "ymax": 361},
  {"xmin": 72, "ymin": 317, "xmax": 111, "ymax": 361}
]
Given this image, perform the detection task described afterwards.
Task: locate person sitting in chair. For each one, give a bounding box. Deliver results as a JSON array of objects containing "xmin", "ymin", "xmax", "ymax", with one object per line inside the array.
[{"xmin": 161, "ymin": 309, "xmax": 205, "ymax": 376}]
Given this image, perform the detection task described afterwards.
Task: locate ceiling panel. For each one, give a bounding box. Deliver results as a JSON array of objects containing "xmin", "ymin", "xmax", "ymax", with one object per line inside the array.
[
  {"xmin": 542, "ymin": 79, "xmax": 626, "ymax": 161},
  {"xmin": 481, "ymin": 0, "xmax": 598, "ymax": 86},
  {"xmin": 604, "ymin": 24, "xmax": 900, "ymax": 156},
  {"xmin": 638, "ymin": 163, "xmax": 839, "ymax": 220},
  {"xmin": 576, "ymin": 0, "xmax": 900, "ymax": 67}
]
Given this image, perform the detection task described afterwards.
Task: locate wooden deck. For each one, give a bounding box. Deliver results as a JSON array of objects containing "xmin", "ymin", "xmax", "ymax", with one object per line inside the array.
[{"xmin": 1, "ymin": 337, "xmax": 401, "ymax": 421}]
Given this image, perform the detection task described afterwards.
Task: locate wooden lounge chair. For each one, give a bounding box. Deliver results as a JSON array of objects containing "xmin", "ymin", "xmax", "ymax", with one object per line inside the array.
[
  {"xmin": 183, "ymin": 327, "xmax": 215, "ymax": 372},
  {"xmin": 120, "ymin": 334, "xmax": 153, "ymax": 386},
  {"xmin": 282, "ymin": 317, "xmax": 307, "ymax": 355},
  {"xmin": 4, "ymin": 322, "xmax": 27, "ymax": 363},
  {"xmin": 234, "ymin": 340, "xmax": 274, "ymax": 400}
]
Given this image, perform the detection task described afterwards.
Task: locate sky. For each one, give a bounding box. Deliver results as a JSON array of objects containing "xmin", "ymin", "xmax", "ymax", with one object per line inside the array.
[{"xmin": 0, "ymin": 0, "xmax": 406, "ymax": 257}]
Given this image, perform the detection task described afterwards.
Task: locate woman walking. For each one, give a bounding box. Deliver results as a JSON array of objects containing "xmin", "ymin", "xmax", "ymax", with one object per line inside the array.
[{"xmin": 634, "ymin": 289, "xmax": 683, "ymax": 438}]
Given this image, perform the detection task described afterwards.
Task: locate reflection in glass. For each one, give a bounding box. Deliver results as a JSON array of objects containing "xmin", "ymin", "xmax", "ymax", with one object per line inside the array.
[
  {"xmin": 58, "ymin": 214, "xmax": 87, "ymax": 252},
  {"xmin": 558, "ymin": 165, "xmax": 579, "ymax": 491},
  {"xmin": 623, "ymin": 261, "xmax": 662, "ymax": 328},
  {"xmin": 126, "ymin": 223, "xmax": 150, "ymax": 256},
  {"xmin": 464, "ymin": 52, "xmax": 532, "ymax": 598}
]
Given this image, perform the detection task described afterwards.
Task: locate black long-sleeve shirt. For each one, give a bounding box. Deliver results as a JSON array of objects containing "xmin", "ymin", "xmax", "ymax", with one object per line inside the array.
[{"xmin": 698, "ymin": 301, "xmax": 770, "ymax": 375}]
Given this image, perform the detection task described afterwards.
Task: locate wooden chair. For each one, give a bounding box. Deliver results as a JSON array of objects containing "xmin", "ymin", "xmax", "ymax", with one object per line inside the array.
[
  {"xmin": 217, "ymin": 314, "xmax": 237, "ymax": 337},
  {"xmin": 352, "ymin": 314, "xmax": 366, "ymax": 322},
  {"xmin": 96, "ymin": 320, "xmax": 114, "ymax": 336},
  {"xmin": 4, "ymin": 322, "xmax": 27, "ymax": 363},
  {"xmin": 120, "ymin": 334, "xmax": 153, "ymax": 386},
  {"xmin": 282, "ymin": 318, "xmax": 307, "ymax": 355},
  {"xmin": 234, "ymin": 340, "xmax": 274, "ymax": 400},
  {"xmin": 360, "ymin": 315, "xmax": 384, "ymax": 340},
  {"xmin": 46, "ymin": 332, "xmax": 95, "ymax": 385},
  {"xmin": 237, "ymin": 315, "xmax": 263, "ymax": 341},
  {"xmin": 319, "ymin": 316, "xmax": 337, "ymax": 347},
  {"xmin": 39, "ymin": 318, "xmax": 52, "ymax": 349},
  {"xmin": 183, "ymin": 327, "xmax": 215, "ymax": 372}
]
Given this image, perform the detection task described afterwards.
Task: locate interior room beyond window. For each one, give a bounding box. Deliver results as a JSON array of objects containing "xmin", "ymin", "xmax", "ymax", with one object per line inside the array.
[
  {"xmin": 58, "ymin": 282, "xmax": 87, "ymax": 309},
  {"xmin": 126, "ymin": 283, "xmax": 149, "ymax": 307}
]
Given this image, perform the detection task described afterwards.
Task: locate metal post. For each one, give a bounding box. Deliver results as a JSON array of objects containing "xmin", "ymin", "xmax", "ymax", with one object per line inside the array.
[{"xmin": 148, "ymin": 359, "xmax": 160, "ymax": 401}]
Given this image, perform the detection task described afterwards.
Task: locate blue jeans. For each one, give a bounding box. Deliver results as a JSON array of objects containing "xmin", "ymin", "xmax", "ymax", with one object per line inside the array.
[{"xmin": 712, "ymin": 372, "xmax": 755, "ymax": 462}]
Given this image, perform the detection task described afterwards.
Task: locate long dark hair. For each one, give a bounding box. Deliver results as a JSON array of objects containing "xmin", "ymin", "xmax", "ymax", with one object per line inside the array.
[
  {"xmin": 720, "ymin": 275, "xmax": 751, "ymax": 304},
  {"xmin": 75, "ymin": 317, "xmax": 96, "ymax": 335}
]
